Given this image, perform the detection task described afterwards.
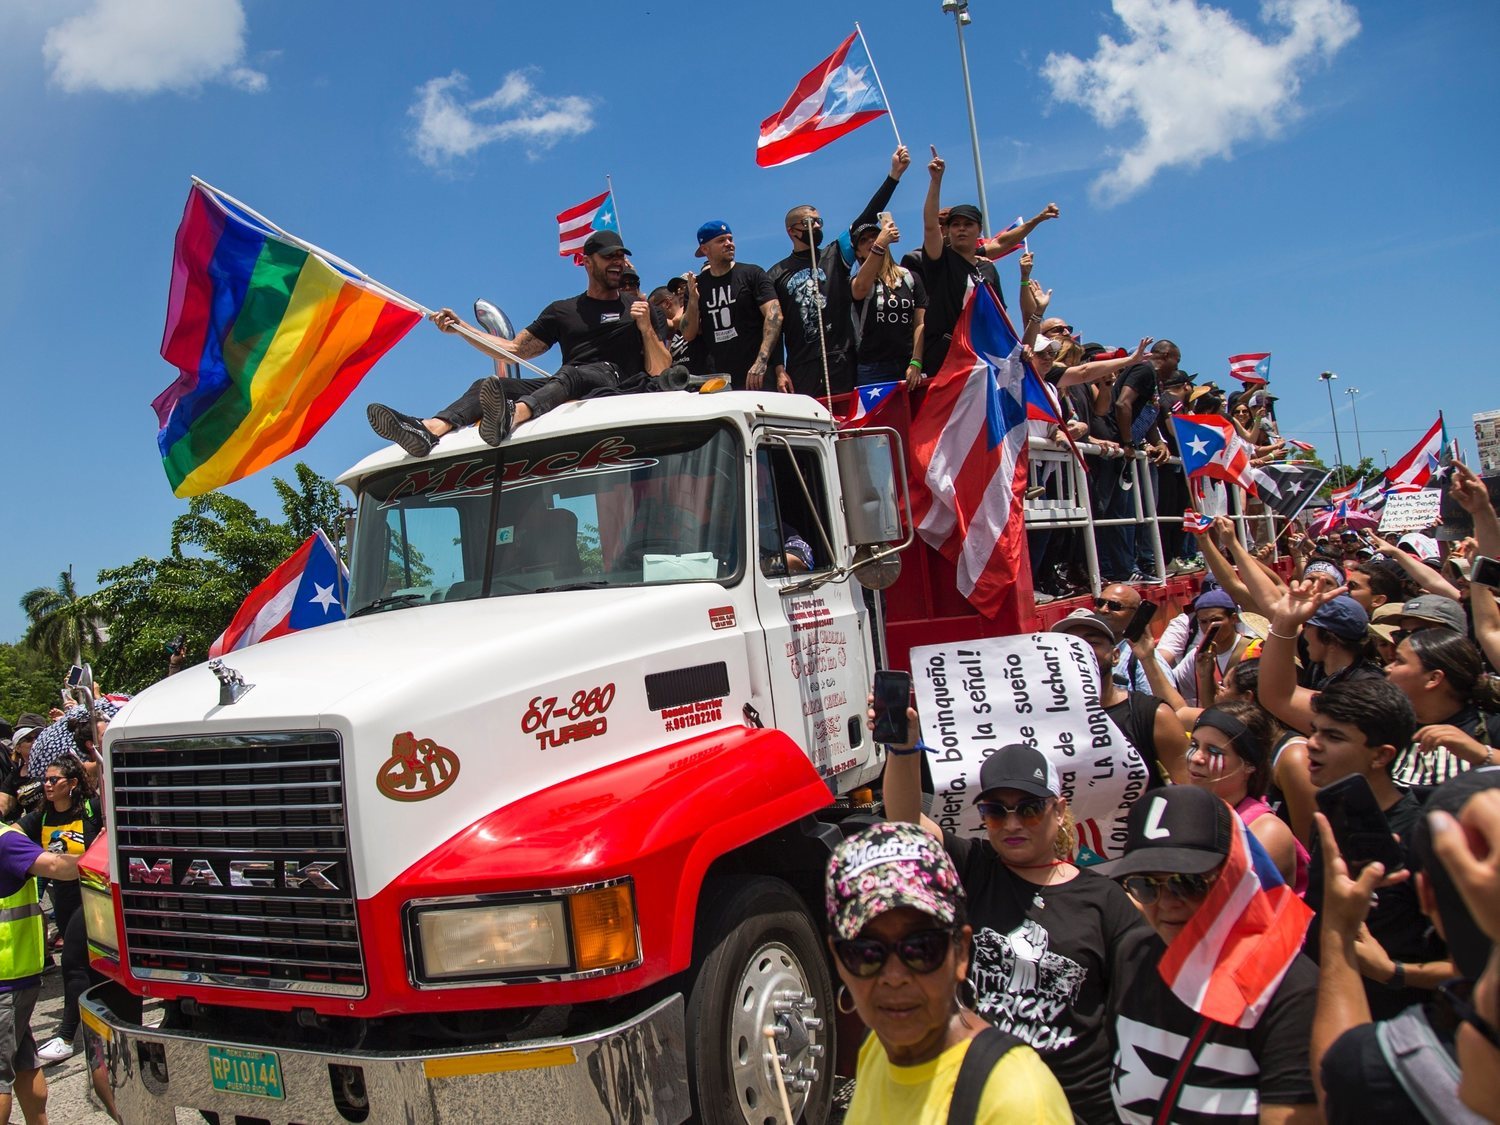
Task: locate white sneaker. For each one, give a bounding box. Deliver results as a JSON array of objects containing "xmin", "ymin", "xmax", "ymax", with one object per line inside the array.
[{"xmin": 35, "ymin": 1036, "xmax": 74, "ymax": 1065}]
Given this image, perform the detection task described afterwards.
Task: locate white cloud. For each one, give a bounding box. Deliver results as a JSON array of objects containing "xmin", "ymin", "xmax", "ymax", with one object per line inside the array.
[
  {"xmin": 43, "ymin": 0, "xmax": 266, "ymax": 95},
  {"xmin": 410, "ymin": 70, "xmax": 596, "ymax": 167},
  {"xmin": 1043, "ymin": 0, "xmax": 1359, "ymax": 204}
]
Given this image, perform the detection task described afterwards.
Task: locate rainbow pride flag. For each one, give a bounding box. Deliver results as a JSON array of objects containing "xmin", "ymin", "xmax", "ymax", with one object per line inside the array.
[{"xmin": 155, "ymin": 182, "xmax": 422, "ymax": 497}]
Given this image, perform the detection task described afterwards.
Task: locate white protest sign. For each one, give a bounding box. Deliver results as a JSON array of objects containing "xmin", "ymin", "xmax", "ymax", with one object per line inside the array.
[
  {"xmin": 1378, "ymin": 489, "xmax": 1442, "ymax": 534},
  {"xmin": 912, "ymin": 632, "xmax": 1150, "ymax": 861}
]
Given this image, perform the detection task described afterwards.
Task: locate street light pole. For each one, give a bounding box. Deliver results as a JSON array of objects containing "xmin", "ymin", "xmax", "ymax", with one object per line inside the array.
[
  {"xmin": 1344, "ymin": 387, "xmax": 1364, "ymax": 464},
  {"xmin": 940, "ymin": 0, "xmax": 991, "ymax": 232},
  {"xmin": 1319, "ymin": 371, "xmax": 1345, "ymax": 473}
]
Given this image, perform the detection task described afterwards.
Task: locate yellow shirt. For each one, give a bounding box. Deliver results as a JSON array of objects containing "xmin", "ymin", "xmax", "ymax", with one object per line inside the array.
[{"xmin": 844, "ymin": 1030, "xmax": 1073, "ymax": 1125}]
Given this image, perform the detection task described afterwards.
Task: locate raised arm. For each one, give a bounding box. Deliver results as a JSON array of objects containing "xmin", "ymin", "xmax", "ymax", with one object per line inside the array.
[
  {"xmin": 851, "ymin": 218, "xmax": 899, "ymax": 301},
  {"xmin": 680, "ymin": 273, "xmax": 700, "ymax": 343},
  {"xmin": 982, "ymin": 203, "xmax": 1059, "ymax": 259},
  {"xmin": 846, "ymin": 145, "xmax": 910, "ymax": 236},
  {"xmin": 1261, "ymin": 580, "xmax": 1346, "ymax": 734},
  {"xmin": 922, "ymin": 146, "xmax": 945, "ymax": 262},
  {"xmin": 1057, "ymin": 338, "xmax": 1153, "ymax": 390},
  {"xmin": 868, "ymin": 694, "xmax": 941, "ymax": 836},
  {"xmin": 1451, "ymin": 462, "xmax": 1500, "ymax": 556},
  {"xmin": 1192, "ymin": 520, "xmax": 1257, "ymax": 611},
  {"xmin": 1220, "ymin": 517, "xmax": 1286, "ymax": 616},
  {"xmin": 1367, "ymin": 532, "xmax": 1463, "ymax": 600},
  {"xmin": 631, "ymin": 302, "xmax": 671, "ymax": 377}
]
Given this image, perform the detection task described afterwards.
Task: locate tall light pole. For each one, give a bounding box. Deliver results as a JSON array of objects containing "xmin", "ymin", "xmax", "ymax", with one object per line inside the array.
[
  {"xmin": 1319, "ymin": 371, "xmax": 1345, "ymax": 473},
  {"xmin": 940, "ymin": 0, "xmax": 991, "ymax": 232},
  {"xmin": 1344, "ymin": 387, "xmax": 1364, "ymax": 465}
]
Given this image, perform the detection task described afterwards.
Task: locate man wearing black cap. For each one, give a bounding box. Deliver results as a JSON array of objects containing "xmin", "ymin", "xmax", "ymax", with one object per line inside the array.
[
  {"xmin": 918, "ymin": 147, "xmax": 1058, "ymax": 377},
  {"xmin": 364, "ymin": 230, "xmax": 671, "ymax": 457},
  {"xmin": 1099, "ymin": 786, "xmax": 1319, "ymax": 1124},
  {"xmin": 766, "ymin": 146, "xmax": 912, "ymax": 398}
]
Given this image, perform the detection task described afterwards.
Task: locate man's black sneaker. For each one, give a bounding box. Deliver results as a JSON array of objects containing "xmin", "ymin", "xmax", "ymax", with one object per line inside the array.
[
  {"xmin": 367, "ymin": 403, "xmax": 436, "ymax": 458},
  {"xmin": 479, "ymin": 378, "xmax": 514, "ymax": 447}
]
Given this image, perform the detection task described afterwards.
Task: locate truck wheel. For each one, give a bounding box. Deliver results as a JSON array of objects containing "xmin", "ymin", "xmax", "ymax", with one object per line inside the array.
[{"xmin": 684, "ymin": 877, "xmax": 834, "ymax": 1125}]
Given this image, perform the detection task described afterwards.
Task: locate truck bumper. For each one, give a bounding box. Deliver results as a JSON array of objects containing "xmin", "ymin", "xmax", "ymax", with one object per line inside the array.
[{"xmin": 79, "ymin": 986, "xmax": 690, "ymax": 1125}]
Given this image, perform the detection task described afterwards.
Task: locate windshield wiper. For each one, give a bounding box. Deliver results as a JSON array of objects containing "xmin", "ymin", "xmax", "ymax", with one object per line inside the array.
[
  {"xmin": 532, "ymin": 581, "xmax": 611, "ymax": 593},
  {"xmin": 348, "ymin": 593, "xmax": 426, "ymax": 618}
]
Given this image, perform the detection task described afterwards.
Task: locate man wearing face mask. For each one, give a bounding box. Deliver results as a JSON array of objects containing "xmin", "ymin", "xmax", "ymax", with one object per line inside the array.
[{"xmin": 767, "ymin": 146, "xmax": 912, "ymax": 398}]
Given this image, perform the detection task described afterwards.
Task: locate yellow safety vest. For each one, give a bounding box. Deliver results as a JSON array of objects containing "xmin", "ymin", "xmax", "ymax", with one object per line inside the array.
[{"xmin": 0, "ymin": 823, "xmax": 44, "ymax": 983}]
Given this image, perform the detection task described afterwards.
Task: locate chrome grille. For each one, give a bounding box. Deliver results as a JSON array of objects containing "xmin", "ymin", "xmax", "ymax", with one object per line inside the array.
[{"xmin": 110, "ymin": 732, "xmax": 365, "ymax": 996}]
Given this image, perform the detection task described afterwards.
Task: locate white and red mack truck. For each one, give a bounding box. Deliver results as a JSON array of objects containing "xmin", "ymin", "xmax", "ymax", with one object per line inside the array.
[{"xmin": 77, "ymin": 384, "xmax": 1206, "ymax": 1124}]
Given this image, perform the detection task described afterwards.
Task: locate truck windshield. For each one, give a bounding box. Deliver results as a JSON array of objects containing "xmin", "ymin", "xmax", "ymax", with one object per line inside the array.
[{"xmin": 347, "ymin": 423, "xmax": 743, "ymax": 615}]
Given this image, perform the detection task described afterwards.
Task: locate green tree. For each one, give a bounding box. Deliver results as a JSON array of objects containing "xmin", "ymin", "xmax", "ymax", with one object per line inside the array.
[
  {"xmin": 0, "ymin": 644, "xmax": 68, "ymax": 721},
  {"xmin": 19, "ymin": 568, "xmax": 105, "ymax": 665},
  {"xmin": 91, "ymin": 463, "xmax": 347, "ymax": 693},
  {"xmin": 1306, "ymin": 456, "xmax": 1379, "ymax": 500}
]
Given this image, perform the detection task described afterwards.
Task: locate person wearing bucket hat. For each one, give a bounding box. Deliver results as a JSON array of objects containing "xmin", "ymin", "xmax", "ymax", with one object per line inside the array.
[
  {"xmin": 682, "ymin": 219, "xmax": 783, "ymax": 390},
  {"xmin": 365, "ymin": 228, "xmax": 673, "ymax": 456},
  {"xmin": 1311, "ymin": 769, "xmax": 1500, "ymax": 1123},
  {"xmin": 825, "ymin": 821, "xmax": 1071, "ymax": 1123},
  {"xmin": 874, "ymin": 687, "xmax": 1152, "ymax": 1124},
  {"xmin": 1096, "ymin": 786, "xmax": 1320, "ymax": 1124}
]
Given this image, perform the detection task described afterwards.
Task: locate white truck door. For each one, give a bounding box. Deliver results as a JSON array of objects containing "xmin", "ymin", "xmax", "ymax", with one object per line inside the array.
[{"xmin": 750, "ymin": 440, "xmax": 874, "ymax": 785}]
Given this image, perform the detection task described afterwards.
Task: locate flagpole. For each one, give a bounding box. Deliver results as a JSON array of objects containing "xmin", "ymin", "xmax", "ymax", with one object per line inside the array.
[
  {"xmin": 606, "ymin": 173, "xmax": 625, "ymax": 246},
  {"xmin": 855, "ymin": 22, "xmax": 902, "ymax": 149},
  {"xmin": 193, "ymin": 177, "xmax": 555, "ymax": 379}
]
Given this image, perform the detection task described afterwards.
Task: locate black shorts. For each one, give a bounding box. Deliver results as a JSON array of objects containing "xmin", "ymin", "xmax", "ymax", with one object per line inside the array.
[{"xmin": 0, "ymin": 986, "xmax": 40, "ymax": 1088}]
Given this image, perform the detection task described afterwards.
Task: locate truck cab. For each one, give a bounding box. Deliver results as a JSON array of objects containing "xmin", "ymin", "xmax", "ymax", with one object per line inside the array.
[{"xmin": 81, "ymin": 389, "xmax": 908, "ymax": 1125}]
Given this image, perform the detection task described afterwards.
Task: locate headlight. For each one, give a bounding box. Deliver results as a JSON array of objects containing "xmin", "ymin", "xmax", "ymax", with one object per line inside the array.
[
  {"xmin": 81, "ymin": 878, "xmax": 118, "ymax": 957},
  {"xmin": 410, "ymin": 881, "xmax": 639, "ymax": 984}
]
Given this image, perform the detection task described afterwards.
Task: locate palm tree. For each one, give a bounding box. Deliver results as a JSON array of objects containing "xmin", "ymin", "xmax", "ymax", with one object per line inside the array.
[{"xmin": 20, "ymin": 567, "xmax": 106, "ymax": 665}]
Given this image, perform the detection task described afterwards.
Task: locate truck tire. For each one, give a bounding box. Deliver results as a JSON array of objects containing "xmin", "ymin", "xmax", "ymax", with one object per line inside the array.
[{"xmin": 684, "ymin": 877, "xmax": 834, "ymax": 1125}]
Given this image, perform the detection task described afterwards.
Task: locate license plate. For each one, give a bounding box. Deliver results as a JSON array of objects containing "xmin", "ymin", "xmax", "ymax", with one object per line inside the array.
[{"xmin": 207, "ymin": 1045, "xmax": 284, "ymax": 1100}]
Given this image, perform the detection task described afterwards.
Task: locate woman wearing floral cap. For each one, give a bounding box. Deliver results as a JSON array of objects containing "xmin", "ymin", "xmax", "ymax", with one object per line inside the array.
[{"xmin": 825, "ymin": 821, "xmax": 1070, "ymax": 1123}]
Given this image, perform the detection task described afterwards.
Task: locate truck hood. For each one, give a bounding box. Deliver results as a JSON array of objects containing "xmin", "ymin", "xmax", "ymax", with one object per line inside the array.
[{"xmin": 106, "ymin": 584, "xmax": 761, "ymax": 896}]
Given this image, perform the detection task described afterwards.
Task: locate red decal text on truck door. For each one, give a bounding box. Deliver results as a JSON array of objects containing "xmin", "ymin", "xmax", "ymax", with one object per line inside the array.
[{"xmin": 522, "ymin": 684, "xmax": 615, "ymax": 749}]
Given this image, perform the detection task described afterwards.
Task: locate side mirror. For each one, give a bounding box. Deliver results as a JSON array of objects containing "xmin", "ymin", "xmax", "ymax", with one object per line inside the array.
[{"xmin": 836, "ymin": 431, "xmax": 903, "ymax": 546}]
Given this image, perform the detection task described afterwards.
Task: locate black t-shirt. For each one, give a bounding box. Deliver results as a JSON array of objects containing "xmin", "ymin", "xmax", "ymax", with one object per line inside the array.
[
  {"xmin": 1109, "ymin": 361, "xmax": 1158, "ymax": 443},
  {"xmin": 852, "ymin": 266, "xmax": 928, "ymax": 369},
  {"xmin": 1392, "ymin": 703, "xmax": 1500, "ymax": 790},
  {"xmin": 1104, "ymin": 693, "xmax": 1169, "ymax": 789},
  {"xmin": 1111, "ymin": 940, "xmax": 1318, "ymax": 1124},
  {"xmin": 768, "ymin": 249, "xmax": 851, "ymax": 396},
  {"xmin": 946, "ymin": 832, "xmax": 1150, "ymax": 1125},
  {"xmin": 1320, "ymin": 1015, "xmax": 1436, "ymax": 1125},
  {"xmin": 694, "ymin": 263, "xmax": 777, "ymax": 385},
  {"xmin": 524, "ymin": 294, "xmax": 667, "ymax": 376},
  {"xmin": 1305, "ymin": 789, "xmax": 1445, "ymax": 1019},
  {"xmin": 919, "ymin": 245, "xmax": 1002, "ymax": 376}
]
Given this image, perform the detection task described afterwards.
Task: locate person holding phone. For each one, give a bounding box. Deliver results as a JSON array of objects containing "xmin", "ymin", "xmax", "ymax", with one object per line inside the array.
[
  {"xmin": 1161, "ymin": 588, "xmax": 1256, "ymax": 707},
  {"xmin": 849, "ymin": 215, "xmax": 927, "ymax": 388},
  {"xmin": 876, "ymin": 681, "xmax": 1153, "ymax": 1125}
]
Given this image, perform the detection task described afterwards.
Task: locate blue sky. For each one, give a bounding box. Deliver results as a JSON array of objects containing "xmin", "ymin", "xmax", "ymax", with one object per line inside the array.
[{"xmin": 2, "ymin": 0, "xmax": 1497, "ymax": 644}]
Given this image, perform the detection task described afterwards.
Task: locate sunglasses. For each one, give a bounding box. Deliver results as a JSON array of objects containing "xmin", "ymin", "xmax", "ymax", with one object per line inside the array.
[
  {"xmin": 1094, "ymin": 597, "xmax": 1131, "ymax": 612},
  {"xmin": 832, "ymin": 928, "xmax": 955, "ymax": 979},
  {"xmin": 41, "ymin": 777, "xmax": 68, "ymax": 787},
  {"xmin": 977, "ymin": 797, "xmax": 1052, "ymax": 827},
  {"xmin": 1120, "ymin": 872, "xmax": 1216, "ymax": 905},
  {"xmin": 1430, "ymin": 978, "xmax": 1500, "ymax": 1050}
]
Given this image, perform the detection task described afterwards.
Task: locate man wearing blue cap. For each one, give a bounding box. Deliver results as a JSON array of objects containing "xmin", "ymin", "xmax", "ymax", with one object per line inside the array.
[
  {"xmin": 1162, "ymin": 588, "xmax": 1256, "ymax": 707},
  {"xmin": 682, "ymin": 220, "xmax": 783, "ymax": 390}
]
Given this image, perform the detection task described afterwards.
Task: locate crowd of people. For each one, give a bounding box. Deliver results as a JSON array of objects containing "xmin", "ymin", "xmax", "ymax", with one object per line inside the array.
[
  {"xmin": 0, "ymin": 690, "xmax": 124, "ymax": 1122},
  {"xmin": 830, "ymin": 459, "xmax": 1500, "ymax": 1123}
]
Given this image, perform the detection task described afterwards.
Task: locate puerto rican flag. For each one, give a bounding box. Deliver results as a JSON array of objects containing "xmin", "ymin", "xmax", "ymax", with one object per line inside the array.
[
  {"xmin": 1329, "ymin": 477, "xmax": 1362, "ymax": 503},
  {"xmin": 1386, "ymin": 415, "xmax": 1445, "ymax": 489},
  {"xmin": 1158, "ymin": 804, "xmax": 1313, "ymax": 1028},
  {"xmin": 556, "ymin": 189, "xmax": 618, "ymax": 263},
  {"xmin": 1171, "ymin": 414, "xmax": 1274, "ymax": 494},
  {"xmin": 908, "ymin": 282, "xmax": 1028, "ymax": 619},
  {"xmin": 756, "ymin": 31, "xmax": 889, "ymax": 168},
  {"xmin": 1228, "ymin": 353, "xmax": 1271, "ymax": 385},
  {"xmin": 841, "ymin": 380, "xmax": 908, "ymax": 430},
  {"xmin": 1183, "ymin": 510, "xmax": 1216, "ymax": 535},
  {"xmin": 209, "ymin": 530, "xmax": 349, "ymax": 656}
]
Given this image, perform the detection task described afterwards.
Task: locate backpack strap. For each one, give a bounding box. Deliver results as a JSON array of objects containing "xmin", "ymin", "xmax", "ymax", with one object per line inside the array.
[
  {"xmin": 1374, "ymin": 1005, "xmax": 1486, "ymax": 1124},
  {"xmin": 946, "ymin": 1025, "xmax": 1024, "ymax": 1125}
]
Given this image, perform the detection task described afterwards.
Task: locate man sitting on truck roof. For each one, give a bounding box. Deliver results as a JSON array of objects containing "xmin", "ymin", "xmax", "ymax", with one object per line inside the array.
[{"xmin": 365, "ymin": 230, "xmax": 672, "ymax": 458}]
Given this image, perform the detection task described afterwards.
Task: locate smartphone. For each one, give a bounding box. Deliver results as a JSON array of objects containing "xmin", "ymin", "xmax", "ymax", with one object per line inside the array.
[
  {"xmin": 876, "ymin": 211, "xmax": 893, "ymax": 229},
  {"xmin": 871, "ymin": 670, "xmax": 912, "ymax": 745},
  {"xmin": 1199, "ymin": 621, "xmax": 1222, "ymax": 652},
  {"xmin": 1471, "ymin": 554, "xmax": 1500, "ymax": 589},
  {"xmin": 65, "ymin": 664, "xmax": 85, "ymax": 689},
  {"xmin": 1123, "ymin": 599, "xmax": 1159, "ymax": 644},
  {"xmin": 1315, "ymin": 773, "xmax": 1406, "ymax": 875}
]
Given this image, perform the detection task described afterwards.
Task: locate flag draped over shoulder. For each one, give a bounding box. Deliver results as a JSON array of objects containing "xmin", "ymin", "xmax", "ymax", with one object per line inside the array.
[
  {"xmin": 756, "ymin": 31, "xmax": 889, "ymax": 168},
  {"xmin": 908, "ymin": 283, "xmax": 1029, "ymax": 619},
  {"xmin": 209, "ymin": 530, "xmax": 349, "ymax": 656},
  {"xmin": 156, "ymin": 183, "xmax": 423, "ymax": 498},
  {"xmin": 1158, "ymin": 810, "xmax": 1313, "ymax": 1028},
  {"xmin": 556, "ymin": 189, "xmax": 617, "ymax": 263}
]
